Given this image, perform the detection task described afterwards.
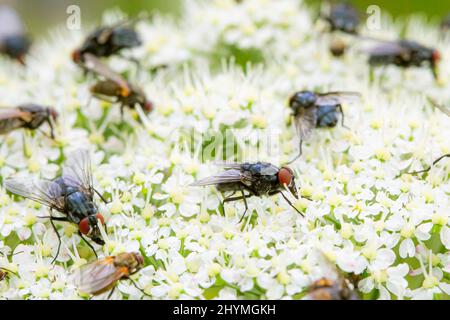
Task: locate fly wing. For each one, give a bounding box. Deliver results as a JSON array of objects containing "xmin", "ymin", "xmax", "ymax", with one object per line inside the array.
[
  {"xmin": 62, "ymin": 149, "xmax": 94, "ymax": 196},
  {"xmin": 96, "ymin": 27, "xmax": 114, "ymax": 45},
  {"xmin": 72, "ymin": 257, "xmax": 127, "ymax": 294},
  {"xmin": 316, "ymin": 92, "xmax": 361, "ymax": 105},
  {"xmin": 190, "ymin": 169, "xmax": 245, "ymax": 186},
  {"xmin": 428, "ymin": 98, "xmax": 450, "ymax": 117},
  {"xmin": 364, "ymin": 41, "xmax": 408, "ymax": 57},
  {"xmin": 294, "ymin": 107, "xmax": 317, "ymax": 140},
  {"xmin": 0, "ymin": 108, "xmax": 29, "ymax": 134},
  {"xmin": 4, "ymin": 178, "xmax": 65, "ymax": 211},
  {"xmin": 0, "ymin": 6, "xmax": 25, "ymax": 42},
  {"xmin": 211, "ymin": 162, "xmax": 246, "ymax": 170},
  {"xmin": 82, "ymin": 53, "xmax": 130, "ymax": 93}
]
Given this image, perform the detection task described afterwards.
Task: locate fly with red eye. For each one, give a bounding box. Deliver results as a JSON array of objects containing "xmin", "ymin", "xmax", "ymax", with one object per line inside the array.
[
  {"xmin": 72, "ymin": 252, "xmax": 150, "ymax": 299},
  {"xmin": 306, "ymin": 250, "xmax": 361, "ymax": 300},
  {"xmin": 4, "ymin": 149, "xmax": 110, "ymax": 263},
  {"xmin": 71, "ymin": 17, "xmax": 143, "ymax": 65},
  {"xmin": 79, "ymin": 53, "xmax": 154, "ymax": 118},
  {"xmin": 191, "ymin": 162, "xmax": 305, "ymax": 222},
  {"xmin": 365, "ymin": 38, "xmax": 442, "ymax": 80},
  {"xmin": 0, "ymin": 104, "xmax": 58, "ymax": 139}
]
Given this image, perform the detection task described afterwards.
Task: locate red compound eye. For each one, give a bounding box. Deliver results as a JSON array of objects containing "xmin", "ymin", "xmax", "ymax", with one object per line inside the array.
[
  {"xmin": 144, "ymin": 100, "xmax": 154, "ymax": 113},
  {"xmin": 72, "ymin": 50, "xmax": 81, "ymax": 63},
  {"xmin": 432, "ymin": 50, "xmax": 441, "ymax": 63},
  {"xmin": 278, "ymin": 167, "xmax": 293, "ymax": 186},
  {"xmin": 79, "ymin": 217, "xmax": 90, "ymax": 235}
]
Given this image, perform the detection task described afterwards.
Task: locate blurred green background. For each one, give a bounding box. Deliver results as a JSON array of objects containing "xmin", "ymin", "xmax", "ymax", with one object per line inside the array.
[{"xmin": 2, "ymin": 0, "xmax": 450, "ymax": 36}]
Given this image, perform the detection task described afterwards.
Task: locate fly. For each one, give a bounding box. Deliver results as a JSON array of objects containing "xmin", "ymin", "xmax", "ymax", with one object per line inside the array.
[
  {"xmin": 191, "ymin": 162, "xmax": 303, "ymax": 222},
  {"xmin": 4, "ymin": 149, "xmax": 109, "ymax": 262}
]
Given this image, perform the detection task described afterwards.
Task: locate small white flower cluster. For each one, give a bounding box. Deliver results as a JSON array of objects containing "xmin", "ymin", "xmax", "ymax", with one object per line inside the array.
[{"xmin": 0, "ymin": 0, "xmax": 449, "ymax": 300}]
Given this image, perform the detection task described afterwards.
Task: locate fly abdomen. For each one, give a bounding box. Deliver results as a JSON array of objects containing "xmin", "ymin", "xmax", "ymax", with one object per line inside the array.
[
  {"xmin": 217, "ymin": 182, "xmax": 242, "ymax": 193},
  {"xmin": 316, "ymin": 105, "xmax": 338, "ymax": 128}
]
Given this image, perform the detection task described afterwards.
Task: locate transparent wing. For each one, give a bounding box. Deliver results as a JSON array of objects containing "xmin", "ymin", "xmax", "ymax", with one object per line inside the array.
[
  {"xmin": 96, "ymin": 27, "xmax": 114, "ymax": 45},
  {"xmin": 294, "ymin": 107, "xmax": 317, "ymax": 140},
  {"xmin": 212, "ymin": 162, "xmax": 279, "ymax": 176},
  {"xmin": 82, "ymin": 53, "xmax": 130, "ymax": 92},
  {"xmin": 0, "ymin": 107, "xmax": 26, "ymax": 120},
  {"xmin": 62, "ymin": 149, "xmax": 93, "ymax": 195},
  {"xmin": 72, "ymin": 257, "xmax": 126, "ymax": 294},
  {"xmin": 365, "ymin": 41, "xmax": 408, "ymax": 56},
  {"xmin": 4, "ymin": 178, "xmax": 64, "ymax": 210},
  {"xmin": 316, "ymin": 92, "xmax": 361, "ymax": 105},
  {"xmin": 211, "ymin": 162, "xmax": 246, "ymax": 170},
  {"xmin": 0, "ymin": 118, "xmax": 24, "ymax": 134},
  {"xmin": 429, "ymin": 98, "xmax": 450, "ymax": 117},
  {"xmin": 0, "ymin": 108, "xmax": 28, "ymax": 134},
  {"xmin": 190, "ymin": 169, "xmax": 244, "ymax": 186},
  {"xmin": 0, "ymin": 5, "xmax": 25, "ymax": 41}
]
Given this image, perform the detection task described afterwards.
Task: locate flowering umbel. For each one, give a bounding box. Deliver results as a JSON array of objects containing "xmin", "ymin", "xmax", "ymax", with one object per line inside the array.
[{"xmin": 0, "ymin": 0, "xmax": 449, "ymax": 300}]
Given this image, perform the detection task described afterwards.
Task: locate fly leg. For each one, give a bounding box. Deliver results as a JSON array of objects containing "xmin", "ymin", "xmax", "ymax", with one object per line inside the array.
[
  {"xmin": 222, "ymin": 188, "xmax": 252, "ymax": 223},
  {"xmin": 36, "ymin": 128, "xmax": 52, "ymax": 140},
  {"xmin": 268, "ymin": 190, "xmax": 304, "ymax": 217},
  {"xmin": 120, "ymin": 104, "xmax": 125, "ymax": 120},
  {"xmin": 221, "ymin": 191, "xmax": 236, "ymax": 213},
  {"xmin": 78, "ymin": 231, "xmax": 98, "ymax": 258},
  {"xmin": 47, "ymin": 118, "xmax": 55, "ymax": 139},
  {"xmin": 107, "ymin": 286, "xmax": 116, "ymax": 300},
  {"xmin": 93, "ymin": 188, "xmax": 110, "ymax": 204},
  {"xmin": 280, "ymin": 191, "xmax": 304, "ymax": 217},
  {"xmin": 287, "ymin": 140, "xmax": 303, "ymax": 165},
  {"xmin": 49, "ymin": 209, "xmax": 64, "ymax": 264},
  {"xmin": 238, "ymin": 186, "xmax": 249, "ymax": 223},
  {"xmin": 407, "ymin": 154, "xmax": 450, "ymax": 175},
  {"xmin": 128, "ymin": 278, "xmax": 151, "ymax": 298},
  {"xmin": 337, "ymin": 104, "xmax": 349, "ymax": 129},
  {"xmin": 37, "ymin": 215, "xmax": 68, "ymax": 220}
]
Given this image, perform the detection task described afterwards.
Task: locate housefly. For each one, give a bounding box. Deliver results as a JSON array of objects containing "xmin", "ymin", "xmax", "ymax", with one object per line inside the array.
[
  {"xmin": 72, "ymin": 252, "xmax": 147, "ymax": 299},
  {"xmin": 0, "ymin": 104, "xmax": 58, "ymax": 138},
  {"xmin": 366, "ymin": 39, "xmax": 441, "ymax": 79},
  {"xmin": 288, "ymin": 90, "xmax": 361, "ymax": 163},
  {"xmin": 191, "ymin": 162, "xmax": 302, "ymax": 222},
  {"xmin": 72, "ymin": 18, "xmax": 142, "ymax": 64},
  {"xmin": 306, "ymin": 276, "xmax": 360, "ymax": 300},
  {"xmin": 306, "ymin": 249, "xmax": 360, "ymax": 300},
  {"xmin": 81, "ymin": 53, "xmax": 153, "ymax": 115},
  {"xmin": 4, "ymin": 149, "xmax": 109, "ymax": 262},
  {"xmin": 322, "ymin": 2, "xmax": 360, "ymax": 35},
  {"xmin": 0, "ymin": 5, "xmax": 31, "ymax": 64},
  {"xmin": 428, "ymin": 97, "xmax": 450, "ymax": 117}
]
